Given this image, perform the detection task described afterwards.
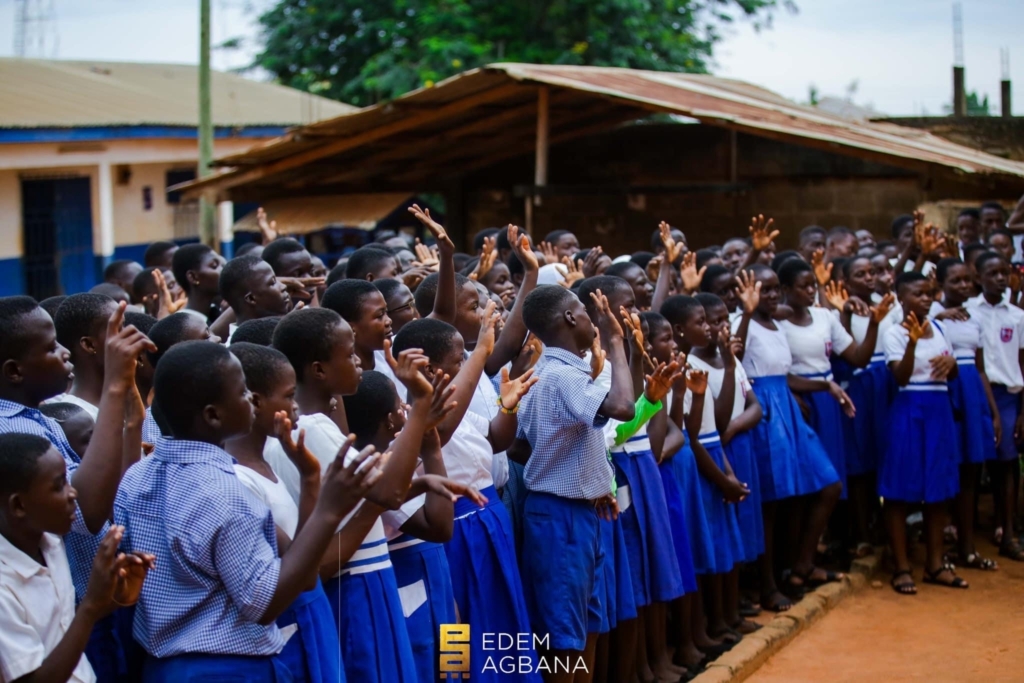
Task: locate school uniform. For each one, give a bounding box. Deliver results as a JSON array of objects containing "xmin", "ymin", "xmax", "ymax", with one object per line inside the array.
[
  {"xmin": 695, "ymin": 359, "xmax": 764, "ymax": 563},
  {"xmin": 964, "ymin": 296, "xmax": 1024, "ymax": 461},
  {"xmin": 233, "ymin": 465, "xmax": 343, "ymax": 683},
  {"xmin": 880, "ymin": 324, "xmax": 961, "ymax": 502},
  {"xmin": 141, "ymin": 406, "xmax": 162, "ymax": 444},
  {"xmin": 845, "ymin": 305, "xmax": 902, "ymax": 476},
  {"xmin": 113, "ymin": 438, "xmax": 290, "ymax": 681},
  {"xmin": 441, "ymin": 410, "xmax": 539, "ymax": 682},
  {"xmin": 517, "ymin": 348, "xmax": 611, "ymax": 653},
  {"xmin": 0, "ymin": 532, "xmax": 95, "ymax": 683},
  {"xmin": 264, "ymin": 413, "xmax": 417, "ymax": 683},
  {"xmin": 680, "ymin": 361, "xmax": 744, "ymax": 574},
  {"xmin": 732, "ymin": 319, "xmax": 839, "ymax": 501},
  {"xmin": 929, "ymin": 302, "xmax": 997, "ymax": 464},
  {"xmin": 780, "ymin": 309, "xmax": 855, "ymax": 496}
]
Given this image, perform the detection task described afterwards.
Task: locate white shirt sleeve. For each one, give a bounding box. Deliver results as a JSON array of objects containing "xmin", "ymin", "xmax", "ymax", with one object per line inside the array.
[
  {"xmin": 883, "ymin": 325, "xmax": 908, "ymax": 364},
  {"xmin": 0, "ymin": 587, "xmax": 47, "ymax": 682},
  {"xmin": 829, "ymin": 310, "xmax": 854, "ymax": 356}
]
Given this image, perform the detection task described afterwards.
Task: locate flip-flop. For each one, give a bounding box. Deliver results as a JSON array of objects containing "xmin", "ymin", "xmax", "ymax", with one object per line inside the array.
[
  {"xmin": 922, "ymin": 564, "xmax": 968, "ymax": 589},
  {"xmin": 957, "ymin": 552, "xmax": 998, "ymax": 571},
  {"xmin": 759, "ymin": 591, "xmax": 793, "ymax": 612},
  {"xmin": 890, "ymin": 569, "xmax": 917, "ymax": 595}
]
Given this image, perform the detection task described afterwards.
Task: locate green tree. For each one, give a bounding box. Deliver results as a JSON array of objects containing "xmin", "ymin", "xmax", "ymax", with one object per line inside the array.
[{"xmin": 254, "ymin": 0, "xmax": 792, "ymax": 107}]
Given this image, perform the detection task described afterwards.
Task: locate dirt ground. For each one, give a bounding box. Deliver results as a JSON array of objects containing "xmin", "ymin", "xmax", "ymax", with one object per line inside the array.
[{"xmin": 746, "ymin": 536, "xmax": 1024, "ymax": 683}]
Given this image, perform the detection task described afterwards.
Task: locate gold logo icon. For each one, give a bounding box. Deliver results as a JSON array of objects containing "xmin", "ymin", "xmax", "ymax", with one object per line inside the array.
[{"xmin": 439, "ymin": 624, "xmax": 470, "ymax": 679}]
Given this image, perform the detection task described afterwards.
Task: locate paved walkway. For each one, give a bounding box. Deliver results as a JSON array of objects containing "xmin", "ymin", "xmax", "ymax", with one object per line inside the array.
[{"xmin": 746, "ymin": 538, "xmax": 1024, "ymax": 682}]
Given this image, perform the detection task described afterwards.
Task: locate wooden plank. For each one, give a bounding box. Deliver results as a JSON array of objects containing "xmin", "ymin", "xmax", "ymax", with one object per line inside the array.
[{"xmin": 533, "ymin": 86, "xmax": 550, "ymax": 211}]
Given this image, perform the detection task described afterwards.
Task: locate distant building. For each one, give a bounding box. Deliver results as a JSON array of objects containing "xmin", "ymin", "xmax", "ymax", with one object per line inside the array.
[{"xmin": 0, "ymin": 59, "xmax": 354, "ymax": 298}]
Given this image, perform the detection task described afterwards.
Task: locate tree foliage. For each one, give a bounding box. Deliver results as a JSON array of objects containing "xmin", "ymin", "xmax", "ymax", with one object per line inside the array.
[{"xmin": 254, "ymin": 0, "xmax": 791, "ymax": 107}]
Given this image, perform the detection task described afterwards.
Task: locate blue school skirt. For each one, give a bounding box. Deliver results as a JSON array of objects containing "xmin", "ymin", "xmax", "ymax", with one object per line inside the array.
[
  {"xmin": 845, "ymin": 357, "xmax": 893, "ymax": 476},
  {"xmin": 670, "ymin": 442, "xmax": 716, "ymax": 575},
  {"xmin": 276, "ymin": 579, "xmax": 343, "ymax": 683},
  {"xmin": 693, "ymin": 434, "xmax": 744, "ymax": 574},
  {"xmin": 799, "ymin": 372, "xmax": 850, "ymax": 499},
  {"xmin": 611, "ymin": 438, "xmax": 685, "ymax": 605},
  {"xmin": 446, "ymin": 486, "xmax": 540, "ymax": 681},
  {"xmin": 879, "ymin": 386, "xmax": 960, "ymax": 503},
  {"xmin": 325, "ymin": 566, "xmax": 418, "ymax": 683},
  {"xmin": 950, "ymin": 359, "xmax": 997, "ymax": 464},
  {"xmin": 143, "ymin": 653, "xmax": 293, "ymax": 682},
  {"xmin": 390, "ymin": 536, "xmax": 455, "ymax": 683},
  {"xmin": 749, "ymin": 375, "xmax": 839, "ymax": 502},
  {"xmin": 658, "ymin": 457, "xmax": 699, "ymax": 594},
  {"xmin": 724, "ymin": 430, "xmax": 764, "ymax": 563},
  {"xmin": 86, "ymin": 609, "xmax": 143, "ymax": 683},
  {"xmin": 521, "ymin": 491, "xmax": 603, "ymax": 652},
  {"xmin": 991, "ymin": 384, "xmax": 1022, "ymax": 462},
  {"xmin": 589, "ymin": 514, "xmax": 638, "ymax": 634}
]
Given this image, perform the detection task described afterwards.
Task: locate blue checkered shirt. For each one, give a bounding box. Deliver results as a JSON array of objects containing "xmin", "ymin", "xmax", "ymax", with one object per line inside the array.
[
  {"xmin": 114, "ymin": 437, "xmax": 285, "ymax": 657},
  {"xmin": 0, "ymin": 398, "xmax": 105, "ymax": 601},
  {"xmin": 516, "ymin": 347, "xmax": 615, "ymax": 499},
  {"xmin": 141, "ymin": 406, "xmax": 162, "ymax": 444}
]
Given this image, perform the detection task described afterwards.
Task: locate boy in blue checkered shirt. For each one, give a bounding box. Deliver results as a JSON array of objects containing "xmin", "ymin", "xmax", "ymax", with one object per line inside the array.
[{"xmin": 515, "ymin": 285, "xmax": 636, "ymax": 679}]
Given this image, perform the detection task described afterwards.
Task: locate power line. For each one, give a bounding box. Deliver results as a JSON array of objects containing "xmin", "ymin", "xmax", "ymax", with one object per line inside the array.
[{"xmin": 13, "ymin": 0, "xmax": 58, "ymax": 58}]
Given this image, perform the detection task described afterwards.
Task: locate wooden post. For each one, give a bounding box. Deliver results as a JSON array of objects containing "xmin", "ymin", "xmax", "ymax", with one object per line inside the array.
[
  {"xmin": 529, "ymin": 86, "xmax": 549, "ymax": 238},
  {"xmin": 198, "ymin": 0, "xmax": 216, "ymax": 248}
]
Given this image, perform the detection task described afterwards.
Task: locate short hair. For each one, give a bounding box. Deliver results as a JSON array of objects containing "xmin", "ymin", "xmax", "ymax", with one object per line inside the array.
[
  {"xmin": 963, "ymin": 243, "xmax": 989, "ymax": 266},
  {"xmin": 391, "ymin": 317, "xmax": 459, "ymax": 364},
  {"xmin": 935, "ymin": 257, "xmax": 965, "ymax": 284},
  {"xmin": 262, "ymin": 238, "xmax": 307, "ymax": 275},
  {"xmin": 522, "ymin": 285, "xmax": 579, "ymax": 340},
  {"xmin": 958, "ymin": 208, "xmax": 980, "ymax": 220},
  {"xmin": 144, "ymin": 241, "xmax": 177, "ymax": 267},
  {"xmin": 373, "ymin": 277, "xmax": 405, "ymax": 302},
  {"xmin": 229, "ymin": 342, "xmax": 291, "ymax": 395},
  {"xmin": 0, "ymin": 433, "xmax": 55, "ymax": 496},
  {"xmin": 660, "ymin": 295, "xmax": 704, "ymax": 326},
  {"xmin": 695, "ymin": 292, "xmax": 726, "ymax": 311},
  {"xmin": 345, "ymin": 246, "xmax": 397, "ymax": 281},
  {"xmin": 39, "ymin": 401, "xmax": 88, "ymax": 424},
  {"xmin": 544, "ymin": 229, "xmax": 573, "ymax": 244},
  {"xmin": 89, "ymin": 283, "xmax": 130, "ymax": 304},
  {"xmin": 799, "ymin": 225, "xmax": 826, "ymax": 242},
  {"xmin": 700, "ymin": 264, "xmax": 731, "ymax": 292},
  {"xmin": 103, "ymin": 259, "xmax": 141, "ymax": 284},
  {"xmin": 230, "ymin": 316, "xmax": 281, "ymax": 346},
  {"xmin": 604, "ymin": 261, "xmax": 643, "ymax": 282},
  {"xmin": 219, "ymin": 254, "xmax": 265, "ymax": 308},
  {"xmin": 830, "ymin": 257, "xmax": 851, "ymax": 281},
  {"xmin": 414, "ymin": 272, "xmax": 472, "ymax": 317},
  {"xmin": 234, "ymin": 242, "xmax": 264, "ymax": 258},
  {"xmin": 272, "ymin": 308, "xmax": 345, "ymax": 381},
  {"xmin": 980, "ymin": 201, "xmax": 1006, "ymax": 215},
  {"xmin": 694, "ymin": 248, "xmax": 721, "ymax": 270},
  {"xmin": 842, "ymin": 255, "xmax": 874, "ymax": 280},
  {"xmin": 342, "ymin": 370, "xmax": 398, "ymax": 441},
  {"xmin": 989, "ymin": 227, "xmax": 1014, "ymax": 242},
  {"xmin": 777, "ymin": 258, "xmax": 813, "ymax": 287},
  {"xmin": 38, "ymin": 295, "xmax": 66, "ymax": 319},
  {"xmin": 147, "ymin": 311, "xmax": 203, "ymax": 367},
  {"xmin": 639, "ymin": 311, "xmax": 669, "ymax": 334},
  {"xmin": 459, "ymin": 257, "xmax": 480, "ymax": 277},
  {"xmin": 54, "ymin": 293, "xmax": 114, "ymax": 354},
  {"xmin": 895, "ymin": 270, "xmax": 928, "ymax": 294},
  {"xmin": 577, "ymin": 275, "xmax": 633, "ymax": 314},
  {"xmin": 771, "ymin": 250, "xmax": 803, "ymax": 272},
  {"xmin": 322, "ymin": 279, "xmax": 381, "ymax": 323},
  {"xmin": 132, "ymin": 267, "xmax": 161, "ymax": 302},
  {"xmin": 124, "ymin": 311, "xmax": 158, "ymax": 335},
  {"xmin": 172, "ymin": 243, "xmax": 213, "ymax": 293},
  {"xmin": 875, "ymin": 240, "xmax": 895, "ymax": 251},
  {"xmin": 890, "ymin": 214, "xmax": 915, "ymax": 239},
  {"xmin": 743, "ymin": 263, "xmax": 775, "ymax": 279},
  {"xmin": 326, "ymin": 261, "xmax": 347, "ymax": 287},
  {"xmin": 0, "ymin": 296, "xmax": 42, "ymax": 362},
  {"xmin": 828, "ymin": 225, "xmax": 855, "ymax": 238},
  {"xmin": 506, "ymin": 252, "xmax": 525, "ymax": 279},
  {"xmin": 452, "ymin": 253, "xmax": 473, "ymax": 272},
  {"xmin": 495, "ymin": 226, "xmax": 515, "ymax": 253},
  {"xmin": 153, "ymin": 341, "xmax": 235, "ymax": 436},
  {"xmin": 630, "ymin": 251, "xmax": 655, "ymax": 270},
  {"xmin": 473, "ymin": 228, "xmax": 501, "ymax": 254},
  {"xmin": 974, "ymin": 250, "xmax": 1005, "ymax": 274}
]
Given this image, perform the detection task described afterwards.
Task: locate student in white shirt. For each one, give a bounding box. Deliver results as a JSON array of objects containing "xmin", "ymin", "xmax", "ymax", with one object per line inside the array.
[{"xmin": 0, "ymin": 433, "xmax": 153, "ymax": 683}]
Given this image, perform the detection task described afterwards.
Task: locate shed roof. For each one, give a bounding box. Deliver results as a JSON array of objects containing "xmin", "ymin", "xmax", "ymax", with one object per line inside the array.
[
  {"xmin": 233, "ymin": 193, "xmax": 413, "ymax": 234},
  {"xmin": 0, "ymin": 58, "xmax": 355, "ymax": 129},
  {"xmin": 177, "ymin": 63, "xmax": 1024, "ymax": 199}
]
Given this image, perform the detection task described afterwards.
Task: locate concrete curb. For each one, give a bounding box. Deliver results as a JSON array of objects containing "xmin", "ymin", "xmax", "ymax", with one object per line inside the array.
[{"xmin": 691, "ymin": 552, "xmax": 881, "ymax": 683}]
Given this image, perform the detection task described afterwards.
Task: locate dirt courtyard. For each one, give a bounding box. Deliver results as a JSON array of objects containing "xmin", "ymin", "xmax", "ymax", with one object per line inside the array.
[{"xmin": 747, "ymin": 537, "xmax": 1024, "ymax": 683}]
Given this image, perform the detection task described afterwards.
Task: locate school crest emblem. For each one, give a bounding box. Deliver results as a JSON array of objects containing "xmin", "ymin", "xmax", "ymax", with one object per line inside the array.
[
  {"xmin": 825, "ymin": 341, "xmax": 833, "ymax": 356},
  {"xmin": 1001, "ymin": 327, "xmax": 1014, "ymax": 343}
]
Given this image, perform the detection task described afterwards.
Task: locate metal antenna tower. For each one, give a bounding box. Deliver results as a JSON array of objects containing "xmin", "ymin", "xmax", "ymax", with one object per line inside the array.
[{"xmin": 13, "ymin": 0, "xmax": 59, "ymax": 58}]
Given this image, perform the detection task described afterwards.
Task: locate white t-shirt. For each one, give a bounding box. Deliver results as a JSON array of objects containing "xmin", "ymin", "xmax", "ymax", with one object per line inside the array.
[
  {"xmin": 964, "ymin": 296, "xmax": 1024, "ymax": 391},
  {"xmin": 468, "ymin": 370, "xmax": 509, "ymax": 490},
  {"xmin": 690, "ymin": 355, "xmax": 752, "ymax": 422},
  {"xmin": 42, "ymin": 393, "xmax": 99, "ymax": 420},
  {"xmin": 850, "ymin": 304, "xmax": 903, "ymax": 356},
  {"xmin": 441, "ymin": 411, "xmax": 495, "ymax": 492},
  {"xmin": 373, "ymin": 350, "xmax": 404, "ymax": 401},
  {"xmin": 883, "ymin": 323, "xmax": 954, "ymax": 387},
  {"xmin": 233, "ymin": 465, "xmax": 300, "ymax": 539},
  {"xmin": 0, "ymin": 533, "xmax": 95, "ymax": 683},
  {"xmin": 780, "ymin": 308, "xmax": 854, "ymax": 375},
  {"xmin": 733, "ymin": 318, "xmax": 792, "ymax": 378},
  {"xmin": 682, "ymin": 380, "xmax": 718, "ymax": 438},
  {"xmin": 928, "ymin": 301, "xmax": 981, "ymax": 360}
]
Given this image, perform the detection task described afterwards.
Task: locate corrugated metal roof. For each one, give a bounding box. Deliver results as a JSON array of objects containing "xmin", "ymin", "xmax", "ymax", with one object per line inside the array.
[
  {"xmin": 233, "ymin": 194, "xmax": 413, "ymax": 234},
  {"xmin": 178, "ymin": 63, "xmax": 1024, "ymax": 198},
  {"xmin": 0, "ymin": 58, "xmax": 355, "ymax": 128}
]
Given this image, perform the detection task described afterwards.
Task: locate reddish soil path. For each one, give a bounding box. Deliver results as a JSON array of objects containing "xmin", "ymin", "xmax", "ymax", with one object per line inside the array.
[{"xmin": 747, "ymin": 537, "xmax": 1024, "ymax": 682}]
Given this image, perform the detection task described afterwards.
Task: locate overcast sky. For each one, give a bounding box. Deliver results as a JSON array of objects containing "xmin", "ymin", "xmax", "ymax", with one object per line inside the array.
[{"xmin": 0, "ymin": 0, "xmax": 1021, "ymax": 116}]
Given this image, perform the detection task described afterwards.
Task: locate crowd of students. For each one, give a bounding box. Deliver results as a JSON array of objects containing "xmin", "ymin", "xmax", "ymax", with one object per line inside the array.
[{"xmin": 2, "ymin": 194, "xmax": 1024, "ymax": 683}]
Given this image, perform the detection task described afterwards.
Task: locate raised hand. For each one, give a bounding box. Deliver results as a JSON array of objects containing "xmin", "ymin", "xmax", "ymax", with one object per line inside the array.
[
  {"xmin": 470, "ymin": 236, "xmax": 497, "ymax": 281},
  {"xmin": 719, "ymin": 327, "xmax": 738, "ymax": 369},
  {"xmin": 659, "ymin": 221, "xmax": 685, "ymax": 263},
  {"xmin": 413, "ymin": 239, "xmax": 440, "ymax": 269},
  {"xmin": 510, "ymin": 226, "xmax": 539, "ymax": 272},
  {"xmin": 153, "ymin": 269, "xmax": 186, "ymax": 318},
  {"xmin": 645, "ymin": 360, "xmax": 683, "ymax": 404},
  {"xmin": 811, "ymin": 249, "xmax": 833, "ymax": 287},
  {"xmin": 113, "ymin": 551, "xmax": 156, "ymax": 607},
  {"xmin": 735, "ymin": 269, "xmax": 762, "ymax": 315},
  {"xmin": 902, "ymin": 311, "xmax": 929, "ymax": 343},
  {"xmin": 408, "ymin": 203, "xmax": 454, "ymax": 254},
  {"xmin": 279, "ymin": 276, "xmax": 325, "ymax": 301},
  {"xmin": 401, "ymin": 265, "xmax": 434, "ymax": 291},
  {"xmin": 590, "ymin": 289, "xmax": 624, "ymax": 340},
  {"xmin": 749, "ymin": 214, "xmax": 779, "ymax": 252},
  {"xmin": 256, "ymin": 206, "xmax": 279, "ymax": 244},
  {"xmin": 870, "ymin": 293, "xmax": 896, "ymax": 323},
  {"xmin": 824, "ymin": 281, "xmax": 849, "ymax": 312},
  {"xmin": 320, "ymin": 436, "xmax": 383, "ymax": 517},
  {"xmin": 425, "ymin": 370, "xmax": 457, "ymax": 430},
  {"xmin": 539, "ymin": 240, "xmax": 559, "ymax": 265},
  {"xmin": 81, "ymin": 525, "xmax": 129, "ymax": 618},
  {"xmin": 645, "ymin": 254, "xmax": 663, "ymax": 284},
  {"xmin": 590, "ymin": 329, "xmax": 607, "ymax": 380},
  {"xmin": 476, "ymin": 299, "xmax": 500, "ymax": 355},
  {"xmin": 274, "ymin": 411, "xmax": 321, "ymax": 479},
  {"xmin": 620, "ymin": 307, "xmax": 655, "ymax": 370},
  {"xmin": 499, "ymin": 366, "xmax": 539, "ymax": 412},
  {"xmin": 686, "ymin": 368, "xmax": 708, "ymax": 396},
  {"xmin": 582, "ymin": 246, "xmax": 605, "ymax": 278},
  {"xmin": 679, "ymin": 252, "xmax": 706, "ymax": 293},
  {"xmin": 105, "ymin": 302, "xmax": 157, "ymax": 392},
  {"xmin": 384, "ymin": 339, "xmax": 433, "ymax": 400},
  {"xmin": 929, "ymin": 354, "xmax": 957, "ymax": 381},
  {"xmin": 559, "ymin": 256, "xmax": 584, "ymax": 288}
]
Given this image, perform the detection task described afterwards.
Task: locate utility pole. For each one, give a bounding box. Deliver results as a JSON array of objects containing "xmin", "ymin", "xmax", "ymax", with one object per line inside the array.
[{"xmin": 198, "ymin": 0, "xmax": 217, "ymax": 248}]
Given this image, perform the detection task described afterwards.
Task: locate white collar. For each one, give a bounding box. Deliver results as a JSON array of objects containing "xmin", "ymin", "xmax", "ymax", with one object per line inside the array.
[{"xmin": 0, "ymin": 531, "xmax": 61, "ymax": 580}]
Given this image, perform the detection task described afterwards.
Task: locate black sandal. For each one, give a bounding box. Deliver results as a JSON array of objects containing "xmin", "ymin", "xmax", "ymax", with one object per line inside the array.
[
  {"xmin": 890, "ymin": 569, "xmax": 917, "ymax": 595},
  {"xmin": 959, "ymin": 552, "xmax": 998, "ymax": 571},
  {"xmin": 922, "ymin": 564, "xmax": 968, "ymax": 589},
  {"xmin": 760, "ymin": 590, "xmax": 793, "ymax": 612},
  {"xmin": 999, "ymin": 541, "xmax": 1024, "ymax": 562},
  {"xmin": 788, "ymin": 565, "xmax": 845, "ymax": 590}
]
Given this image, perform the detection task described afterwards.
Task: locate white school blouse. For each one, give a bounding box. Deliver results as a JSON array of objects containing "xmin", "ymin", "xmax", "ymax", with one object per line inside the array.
[
  {"xmin": 233, "ymin": 465, "xmax": 300, "ymax": 539},
  {"xmin": 927, "ymin": 301, "xmax": 981, "ymax": 361},
  {"xmin": 964, "ymin": 296, "xmax": 1024, "ymax": 392},
  {"xmin": 0, "ymin": 532, "xmax": 95, "ymax": 683},
  {"xmin": 41, "ymin": 393, "xmax": 99, "ymax": 420},
  {"xmin": 683, "ymin": 355, "xmax": 725, "ymax": 438},
  {"xmin": 690, "ymin": 356, "xmax": 753, "ymax": 422},
  {"xmin": 780, "ymin": 308, "xmax": 853, "ymax": 376},
  {"xmin": 441, "ymin": 410, "xmax": 495, "ymax": 492},
  {"xmin": 883, "ymin": 324, "xmax": 954, "ymax": 389},
  {"xmin": 849, "ymin": 304, "xmax": 903, "ymax": 356},
  {"xmin": 732, "ymin": 318, "xmax": 792, "ymax": 378}
]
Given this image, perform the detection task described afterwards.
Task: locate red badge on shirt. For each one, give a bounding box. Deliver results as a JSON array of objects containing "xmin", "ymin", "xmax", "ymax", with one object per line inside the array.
[
  {"xmin": 825, "ymin": 341, "xmax": 833, "ymax": 356},
  {"xmin": 1001, "ymin": 327, "xmax": 1014, "ymax": 343}
]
